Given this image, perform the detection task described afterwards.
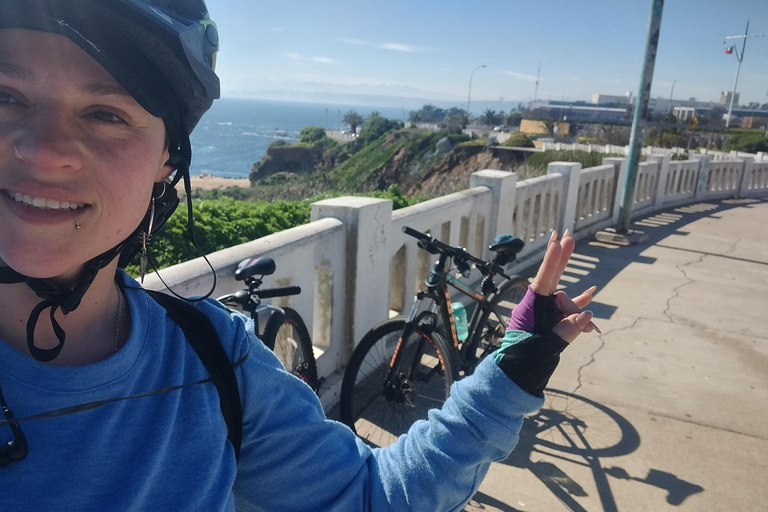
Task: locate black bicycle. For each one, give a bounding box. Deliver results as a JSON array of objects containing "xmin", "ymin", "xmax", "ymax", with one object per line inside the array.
[
  {"xmin": 217, "ymin": 257, "xmax": 319, "ymax": 392},
  {"xmin": 339, "ymin": 226, "xmax": 529, "ymax": 447}
]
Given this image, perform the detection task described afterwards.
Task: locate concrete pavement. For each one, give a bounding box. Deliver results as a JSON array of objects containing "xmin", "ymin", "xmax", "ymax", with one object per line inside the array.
[{"xmin": 466, "ymin": 198, "xmax": 768, "ymax": 512}]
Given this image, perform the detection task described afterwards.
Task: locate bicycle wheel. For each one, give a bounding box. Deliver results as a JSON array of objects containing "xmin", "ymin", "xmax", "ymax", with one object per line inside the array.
[
  {"xmin": 464, "ymin": 276, "xmax": 530, "ymax": 369},
  {"xmin": 340, "ymin": 318, "xmax": 458, "ymax": 448},
  {"xmin": 263, "ymin": 308, "xmax": 319, "ymax": 392},
  {"xmin": 531, "ymin": 388, "xmax": 640, "ymax": 458}
]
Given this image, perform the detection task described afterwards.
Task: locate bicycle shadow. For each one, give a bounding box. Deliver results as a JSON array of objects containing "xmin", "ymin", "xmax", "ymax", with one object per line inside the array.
[{"xmin": 473, "ymin": 389, "xmax": 703, "ymax": 511}]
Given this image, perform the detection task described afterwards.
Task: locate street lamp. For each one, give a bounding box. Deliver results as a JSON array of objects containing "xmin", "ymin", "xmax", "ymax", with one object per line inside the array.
[
  {"xmin": 724, "ymin": 21, "xmax": 765, "ymax": 128},
  {"xmin": 466, "ymin": 64, "xmax": 487, "ymax": 117},
  {"xmin": 666, "ymin": 79, "xmax": 676, "ymax": 114}
]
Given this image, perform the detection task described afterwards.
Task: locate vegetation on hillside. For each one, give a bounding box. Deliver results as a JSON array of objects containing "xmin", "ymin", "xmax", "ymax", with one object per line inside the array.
[{"xmin": 125, "ymin": 185, "xmax": 424, "ymax": 275}]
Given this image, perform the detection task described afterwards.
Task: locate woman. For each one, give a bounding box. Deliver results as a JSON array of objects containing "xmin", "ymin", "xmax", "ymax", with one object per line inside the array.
[{"xmin": 0, "ymin": 2, "xmax": 595, "ymax": 510}]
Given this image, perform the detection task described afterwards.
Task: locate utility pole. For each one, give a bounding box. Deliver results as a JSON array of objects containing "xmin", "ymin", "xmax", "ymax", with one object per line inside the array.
[
  {"xmin": 532, "ymin": 61, "xmax": 541, "ymax": 108},
  {"xmin": 724, "ymin": 22, "xmax": 765, "ymax": 128},
  {"xmin": 617, "ymin": 0, "xmax": 664, "ymax": 235}
]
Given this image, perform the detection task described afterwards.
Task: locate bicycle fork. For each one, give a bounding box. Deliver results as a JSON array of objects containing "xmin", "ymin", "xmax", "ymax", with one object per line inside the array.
[{"xmin": 383, "ymin": 297, "xmax": 441, "ymax": 407}]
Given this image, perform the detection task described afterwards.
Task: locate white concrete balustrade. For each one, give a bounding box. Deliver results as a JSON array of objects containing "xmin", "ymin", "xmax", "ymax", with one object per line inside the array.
[{"xmin": 144, "ymin": 156, "xmax": 768, "ymax": 408}]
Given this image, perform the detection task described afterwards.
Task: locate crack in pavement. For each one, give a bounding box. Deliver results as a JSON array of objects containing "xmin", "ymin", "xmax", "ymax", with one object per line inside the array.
[
  {"xmin": 569, "ymin": 235, "xmax": 745, "ymax": 397},
  {"xmin": 662, "ymin": 236, "xmax": 742, "ymax": 325},
  {"xmin": 662, "ymin": 252, "xmax": 705, "ymax": 324},
  {"xmin": 571, "ymin": 315, "xmax": 642, "ymax": 396}
]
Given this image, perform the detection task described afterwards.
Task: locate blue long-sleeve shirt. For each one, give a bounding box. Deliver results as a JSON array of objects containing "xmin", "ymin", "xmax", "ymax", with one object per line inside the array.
[{"xmin": 0, "ymin": 272, "xmax": 543, "ymax": 511}]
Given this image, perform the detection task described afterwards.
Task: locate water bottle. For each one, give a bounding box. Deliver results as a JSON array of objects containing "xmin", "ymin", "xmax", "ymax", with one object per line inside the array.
[{"xmin": 451, "ymin": 302, "xmax": 469, "ymax": 342}]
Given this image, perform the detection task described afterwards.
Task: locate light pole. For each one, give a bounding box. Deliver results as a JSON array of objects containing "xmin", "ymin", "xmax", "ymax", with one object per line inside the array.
[
  {"xmin": 724, "ymin": 21, "xmax": 765, "ymax": 128},
  {"xmin": 466, "ymin": 64, "xmax": 487, "ymax": 117},
  {"xmin": 666, "ymin": 79, "xmax": 676, "ymax": 114},
  {"xmin": 618, "ymin": 0, "xmax": 664, "ymax": 235}
]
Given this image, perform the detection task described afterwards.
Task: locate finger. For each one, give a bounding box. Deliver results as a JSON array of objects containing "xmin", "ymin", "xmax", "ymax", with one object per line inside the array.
[
  {"xmin": 532, "ymin": 231, "xmax": 562, "ymax": 295},
  {"xmin": 571, "ymin": 286, "xmax": 596, "ymax": 310},
  {"xmin": 554, "ymin": 291, "xmax": 580, "ymax": 316},
  {"xmin": 552, "ymin": 310, "xmax": 593, "ymax": 343},
  {"xmin": 549, "ymin": 229, "xmax": 575, "ymax": 294}
]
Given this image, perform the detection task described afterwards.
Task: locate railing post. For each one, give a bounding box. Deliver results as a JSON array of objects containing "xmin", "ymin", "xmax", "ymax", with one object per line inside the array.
[
  {"xmin": 469, "ymin": 170, "xmax": 517, "ymax": 255},
  {"xmin": 603, "ymin": 157, "xmax": 627, "ymax": 225},
  {"xmin": 311, "ymin": 197, "xmax": 393, "ymax": 359},
  {"xmin": 692, "ymin": 155, "xmax": 711, "ymax": 199},
  {"xmin": 547, "ymin": 162, "xmax": 582, "ymax": 235},
  {"xmin": 739, "ymin": 157, "xmax": 754, "ymax": 197},
  {"xmin": 648, "ymin": 154, "xmax": 670, "ymax": 208}
]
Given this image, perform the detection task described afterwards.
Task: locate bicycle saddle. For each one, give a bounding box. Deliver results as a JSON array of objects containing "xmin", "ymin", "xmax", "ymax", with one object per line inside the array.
[
  {"xmin": 489, "ymin": 235, "xmax": 525, "ymax": 255},
  {"xmin": 235, "ymin": 257, "xmax": 276, "ymax": 281}
]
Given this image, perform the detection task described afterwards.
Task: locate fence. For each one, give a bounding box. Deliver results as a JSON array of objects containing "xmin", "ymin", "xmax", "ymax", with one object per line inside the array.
[
  {"xmin": 541, "ymin": 141, "xmax": 768, "ymax": 162},
  {"xmin": 144, "ymin": 155, "xmax": 768, "ymax": 408}
]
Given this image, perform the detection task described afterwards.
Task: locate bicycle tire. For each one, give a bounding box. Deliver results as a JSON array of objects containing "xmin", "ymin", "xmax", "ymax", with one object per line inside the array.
[
  {"xmin": 340, "ymin": 318, "xmax": 458, "ymax": 448},
  {"xmin": 531, "ymin": 388, "xmax": 640, "ymax": 458},
  {"xmin": 463, "ymin": 275, "xmax": 530, "ymax": 372},
  {"xmin": 263, "ymin": 308, "xmax": 319, "ymax": 392}
]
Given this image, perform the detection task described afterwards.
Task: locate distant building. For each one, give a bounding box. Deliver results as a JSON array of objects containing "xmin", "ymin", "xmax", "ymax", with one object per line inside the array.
[
  {"xmin": 591, "ymin": 93, "xmax": 631, "ymax": 106},
  {"xmin": 741, "ymin": 116, "xmax": 768, "ymax": 129},
  {"xmin": 530, "ymin": 103, "xmax": 627, "ymax": 123},
  {"xmin": 640, "ymin": 97, "xmax": 714, "ymax": 115},
  {"xmin": 672, "ymin": 106, "xmax": 697, "ymax": 122},
  {"xmin": 720, "ymin": 91, "xmax": 739, "ymax": 106}
]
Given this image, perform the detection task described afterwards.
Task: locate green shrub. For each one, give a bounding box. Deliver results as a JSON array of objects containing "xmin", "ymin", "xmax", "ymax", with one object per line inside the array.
[
  {"xmin": 458, "ymin": 139, "xmax": 488, "ymax": 146},
  {"xmin": 267, "ymin": 139, "xmax": 288, "ymax": 149},
  {"xmin": 298, "ymin": 126, "xmax": 327, "ymax": 144},
  {"xmin": 501, "ymin": 133, "xmax": 534, "ymax": 148},
  {"xmin": 125, "ymin": 190, "xmax": 427, "ymax": 276},
  {"xmin": 723, "ymin": 131, "xmax": 768, "ymax": 153}
]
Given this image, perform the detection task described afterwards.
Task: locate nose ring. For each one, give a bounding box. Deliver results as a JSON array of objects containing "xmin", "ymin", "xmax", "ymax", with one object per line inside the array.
[{"xmin": 14, "ymin": 145, "xmax": 31, "ymax": 163}]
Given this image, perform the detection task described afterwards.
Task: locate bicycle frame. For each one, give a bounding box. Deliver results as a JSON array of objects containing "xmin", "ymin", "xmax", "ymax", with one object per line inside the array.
[{"xmin": 391, "ymin": 252, "xmax": 508, "ymax": 378}]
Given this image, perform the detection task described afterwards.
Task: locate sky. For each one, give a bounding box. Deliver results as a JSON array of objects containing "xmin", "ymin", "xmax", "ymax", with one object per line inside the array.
[{"xmin": 205, "ymin": 0, "xmax": 768, "ymax": 110}]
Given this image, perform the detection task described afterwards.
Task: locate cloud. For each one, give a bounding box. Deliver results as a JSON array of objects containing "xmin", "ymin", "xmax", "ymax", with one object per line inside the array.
[
  {"xmin": 286, "ymin": 53, "xmax": 336, "ymax": 65},
  {"xmin": 337, "ymin": 37, "xmax": 426, "ymax": 53},
  {"xmin": 337, "ymin": 37, "xmax": 368, "ymax": 46},
  {"xmin": 500, "ymin": 70, "xmax": 538, "ymax": 81},
  {"xmin": 379, "ymin": 43, "xmax": 416, "ymax": 52}
]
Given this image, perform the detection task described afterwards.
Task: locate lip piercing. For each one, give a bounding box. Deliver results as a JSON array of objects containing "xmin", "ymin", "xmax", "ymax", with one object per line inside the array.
[
  {"xmin": 75, "ymin": 220, "xmax": 81, "ymax": 229},
  {"xmin": 14, "ymin": 145, "xmax": 31, "ymax": 163}
]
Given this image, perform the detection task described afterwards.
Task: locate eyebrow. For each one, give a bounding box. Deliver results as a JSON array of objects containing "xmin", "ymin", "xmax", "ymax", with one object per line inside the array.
[
  {"xmin": 0, "ymin": 62, "xmax": 34, "ymax": 81},
  {"xmin": 78, "ymin": 83, "xmax": 131, "ymax": 97},
  {"xmin": 0, "ymin": 61, "xmax": 130, "ymax": 97}
]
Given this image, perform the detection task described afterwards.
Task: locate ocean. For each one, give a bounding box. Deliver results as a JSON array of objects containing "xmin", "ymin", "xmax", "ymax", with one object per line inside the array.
[{"xmin": 189, "ymin": 98, "xmax": 407, "ymax": 179}]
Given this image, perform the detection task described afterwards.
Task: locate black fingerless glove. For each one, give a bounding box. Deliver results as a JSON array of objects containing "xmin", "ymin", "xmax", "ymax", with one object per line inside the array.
[
  {"xmin": 494, "ymin": 330, "xmax": 568, "ymax": 397},
  {"xmin": 496, "ymin": 285, "xmax": 568, "ymax": 396}
]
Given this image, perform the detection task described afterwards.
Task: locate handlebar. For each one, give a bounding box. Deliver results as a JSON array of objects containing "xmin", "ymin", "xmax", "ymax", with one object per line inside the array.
[
  {"xmin": 402, "ymin": 226, "xmax": 486, "ymax": 267},
  {"xmin": 254, "ymin": 285, "xmax": 301, "ymax": 299}
]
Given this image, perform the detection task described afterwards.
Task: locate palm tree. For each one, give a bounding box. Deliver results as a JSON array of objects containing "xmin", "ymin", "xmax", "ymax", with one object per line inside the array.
[
  {"xmin": 343, "ymin": 110, "xmax": 364, "ymax": 135},
  {"xmin": 482, "ymin": 109, "xmax": 498, "ymax": 127},
  {"xmin": 542, "ymin": 119, "xmax": 557, "ymax": 138}
]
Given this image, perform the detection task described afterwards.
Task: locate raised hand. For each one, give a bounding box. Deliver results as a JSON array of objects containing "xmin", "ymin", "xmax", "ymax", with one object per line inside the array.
[{"xmin": 532, "ymin": 230, "xmax": 596, "ymax": 343}]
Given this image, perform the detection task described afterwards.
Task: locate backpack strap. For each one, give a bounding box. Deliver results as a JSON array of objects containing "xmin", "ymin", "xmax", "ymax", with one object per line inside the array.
[{"xmin": 146, "ymin": 290, "xmax": 243, "ymax": 462}]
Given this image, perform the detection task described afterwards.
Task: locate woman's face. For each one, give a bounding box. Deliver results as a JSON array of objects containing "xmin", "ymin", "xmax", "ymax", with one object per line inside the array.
[{"xmin": 0, "ymin": 29, "xmax": 171, "ymax": 280}]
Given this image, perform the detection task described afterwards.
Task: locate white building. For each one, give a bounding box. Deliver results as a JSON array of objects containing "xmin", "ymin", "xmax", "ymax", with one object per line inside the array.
[{"xmin": 591, "ymin": 93, "xmax": 631, "ymax": 106}]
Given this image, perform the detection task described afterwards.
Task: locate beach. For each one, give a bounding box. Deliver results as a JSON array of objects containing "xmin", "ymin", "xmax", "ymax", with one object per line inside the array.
[{"xmin": 189, "ymin": 173, "xmax": 251, "ymax": 191}]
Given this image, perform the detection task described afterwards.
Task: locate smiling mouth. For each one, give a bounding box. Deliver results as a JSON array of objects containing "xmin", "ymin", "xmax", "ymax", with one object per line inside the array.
[{"xmin": 5, "ymin": 190, "xmax": 87, "ymax": 211}]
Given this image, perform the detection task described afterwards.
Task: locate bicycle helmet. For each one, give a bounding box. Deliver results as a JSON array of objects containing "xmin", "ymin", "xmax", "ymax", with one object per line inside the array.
[{"xmin": 0, "ymin": 0, "xmax": 221, "ymax": 361}]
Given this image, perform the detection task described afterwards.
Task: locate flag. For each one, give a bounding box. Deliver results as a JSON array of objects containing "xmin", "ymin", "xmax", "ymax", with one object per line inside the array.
[{"xmin": 726, "ymin": 46, "xmax": 734, "ymax": 54}]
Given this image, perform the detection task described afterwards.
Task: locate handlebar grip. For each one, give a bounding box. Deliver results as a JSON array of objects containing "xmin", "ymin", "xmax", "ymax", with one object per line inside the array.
[
  {"xmin": 402, "ymin": 226, "xmax": 430, "ymax": 241},
  {"xmin": 255, "ymin": 285, "xmax": 302, "ymax": 299}
]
